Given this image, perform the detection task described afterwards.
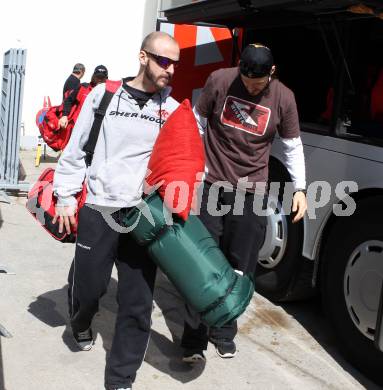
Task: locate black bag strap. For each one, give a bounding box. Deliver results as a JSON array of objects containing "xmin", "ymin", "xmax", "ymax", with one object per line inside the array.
[{"xmin": 83, "ymin": 80, "xmax": 121, "ymax": 167}]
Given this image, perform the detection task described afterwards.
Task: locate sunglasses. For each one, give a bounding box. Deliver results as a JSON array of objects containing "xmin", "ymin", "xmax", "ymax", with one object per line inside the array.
[{"xmin": 144, "ymin": 50, "xmax": 179, "ymax": 70}]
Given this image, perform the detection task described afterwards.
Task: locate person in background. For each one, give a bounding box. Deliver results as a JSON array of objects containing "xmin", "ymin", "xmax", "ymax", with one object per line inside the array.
[
  {"xmin": 63, "ymin": 63, "xmax": 85, "ymax": 99},
  {"xmin": 58, "ymin": 65, "xmax": 108, "ymax": 129}
]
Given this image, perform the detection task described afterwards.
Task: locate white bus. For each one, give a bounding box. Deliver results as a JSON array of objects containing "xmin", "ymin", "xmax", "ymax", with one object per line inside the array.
[{"xmin": 158, "ymin": 0, "xmax": 383, "ymax": 385}]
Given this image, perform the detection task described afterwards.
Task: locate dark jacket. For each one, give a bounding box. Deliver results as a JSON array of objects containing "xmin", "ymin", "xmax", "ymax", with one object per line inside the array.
[{"xmin": 63, "ymin": 74, "xmax": 80, "ymax": 99}]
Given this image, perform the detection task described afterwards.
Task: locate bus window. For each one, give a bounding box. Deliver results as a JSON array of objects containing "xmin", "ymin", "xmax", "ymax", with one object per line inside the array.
[
  {"xmin": 244, "ymin": 21, "xmax": 339, "ymax": 134},
  {"xmin": 339, "ymin": 18, "xmax": 383, "ymax": 143}
]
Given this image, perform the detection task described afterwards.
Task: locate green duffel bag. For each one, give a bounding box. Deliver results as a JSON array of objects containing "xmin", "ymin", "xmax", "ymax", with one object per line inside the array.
[{"xmin": 122, "ymin": 191, "xmax": 254, "ymax": 328}]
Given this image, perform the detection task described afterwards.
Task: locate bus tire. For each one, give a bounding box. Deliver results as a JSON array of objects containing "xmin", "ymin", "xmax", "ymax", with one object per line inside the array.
[
  {"xmin": 255, "ymin": 158, "xmax": 315, "ymax": 302},
  {"xmin": 321, "ymin": 196, "xmax": 383, "ymax": 386}
]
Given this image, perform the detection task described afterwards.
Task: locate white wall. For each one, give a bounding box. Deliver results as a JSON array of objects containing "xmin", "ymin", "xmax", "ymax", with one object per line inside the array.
[{"xmin": 0, "ymin": 0, "xmax": 159, "ymax": 137}]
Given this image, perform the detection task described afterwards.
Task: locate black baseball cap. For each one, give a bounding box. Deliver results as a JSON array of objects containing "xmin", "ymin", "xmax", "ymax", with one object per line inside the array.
[
  {"xmin": 93, "ymin": 65, "xmax": 108, "ymax": 78},
  {"xmin": 239, "ymin": 44, "xmax": 274, "ymax": 78}
]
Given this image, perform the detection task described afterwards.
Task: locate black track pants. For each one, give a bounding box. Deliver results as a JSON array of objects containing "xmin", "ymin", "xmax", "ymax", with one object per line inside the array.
[
  {"xmin": 181, "ymin": 182, "xmax": 267, "ymax": 350},
  {"xmin": 68, "ymin": 205, "xmax": 156, "ymax": 389}
]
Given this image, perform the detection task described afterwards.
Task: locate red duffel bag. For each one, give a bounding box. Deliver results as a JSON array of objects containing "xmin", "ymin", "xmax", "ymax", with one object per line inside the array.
[
  {"xmin": 27, "ymin": 80, "xmax": 122, "ymax": 242},
  {"xmin": 26, "ymin": 168, "xmax": 87, "ymax": 242},
  {"xmin": 37, "ymin": 84, "xmax": 93, "ymax": 152}
]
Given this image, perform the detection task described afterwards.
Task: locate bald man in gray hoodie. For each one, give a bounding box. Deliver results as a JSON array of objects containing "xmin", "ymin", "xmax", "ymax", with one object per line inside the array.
[{"xmin": 53, "ymin": 32, "xmax": 180, "ymax": 390}]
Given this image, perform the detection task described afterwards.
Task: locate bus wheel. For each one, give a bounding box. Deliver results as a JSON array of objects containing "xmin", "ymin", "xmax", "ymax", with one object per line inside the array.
[
  {"xmin": 322, "ymin": 196, "xmax": 383, "ymax": 386},
  {"xmin": 255, "ymin": 159, "xmax": 314, "ymax": 302}
]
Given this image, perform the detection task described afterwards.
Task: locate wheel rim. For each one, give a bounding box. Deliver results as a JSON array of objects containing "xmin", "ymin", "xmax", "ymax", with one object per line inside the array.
[
  {"xmin": 258, "ymin": 194, "xmax": 288, "ymax": 269},
  {"xmin": 344, "ymin": 240, "xmax": 383, "ymax": 340}
]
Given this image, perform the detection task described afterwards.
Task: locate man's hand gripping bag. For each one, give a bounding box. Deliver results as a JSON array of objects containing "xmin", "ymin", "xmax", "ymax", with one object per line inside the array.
[{"xmin": 122, "ymin": 100, "xmax": 255, "ymax": 327}]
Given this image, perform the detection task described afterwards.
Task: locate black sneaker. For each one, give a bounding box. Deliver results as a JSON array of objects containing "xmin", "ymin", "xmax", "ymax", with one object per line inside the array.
[
  {"xmin": 214, "ymin": 340, "xmax": 237, "ymax": 358},
  {"xmin": 73, "ymin": 328, "xmax": 93, "ymax": 351},
  {"xmin": 182, "ymin": 349, "xmax": 206, "ymax": 364}
]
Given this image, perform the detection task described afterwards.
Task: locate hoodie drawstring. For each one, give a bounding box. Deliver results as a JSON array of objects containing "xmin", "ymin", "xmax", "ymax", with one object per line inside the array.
[{"xmin": 116, "ymin": 89, "xmax": 123, "ymax": 113}]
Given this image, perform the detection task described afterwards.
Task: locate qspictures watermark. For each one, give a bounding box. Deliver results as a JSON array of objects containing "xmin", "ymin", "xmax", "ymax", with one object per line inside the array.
[
  {"xmin": 29, "ymin": 173, "xmax": 359, "ymax": 234},
  {"xmin": 83, "ymin": 178, "xmax": 359, "ymax": 233}
]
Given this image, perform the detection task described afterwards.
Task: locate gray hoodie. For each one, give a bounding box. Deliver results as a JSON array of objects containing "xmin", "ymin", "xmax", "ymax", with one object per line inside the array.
[{"xmin": 53, "ymin": 81, "xmax": 179, "ymax": 208}]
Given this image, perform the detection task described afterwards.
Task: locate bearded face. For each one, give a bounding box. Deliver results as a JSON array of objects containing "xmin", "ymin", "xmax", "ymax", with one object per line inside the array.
[{"xmin": 144, "ymin": 61, "xmax": 172, "ymax": 91}]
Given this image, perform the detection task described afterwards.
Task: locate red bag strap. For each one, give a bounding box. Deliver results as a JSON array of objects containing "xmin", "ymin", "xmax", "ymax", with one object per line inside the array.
[{"xmin": 105, "ymin": 79, "xmax": 122, "ymax": 93}]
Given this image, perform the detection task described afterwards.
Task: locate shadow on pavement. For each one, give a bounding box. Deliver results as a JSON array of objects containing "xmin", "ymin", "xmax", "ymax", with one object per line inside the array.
[
  {"xmin": 147, "ymin": 271, "xmax": 206, "ymax": 383},
  {"xmin": 27, "ymin": 278, "xmax": 119, "ymax": 354},
  {"xmin": 277, "ymin": 296, "xmax": 381, "ymax": 389},
  {"xmin": 18, "ymin": 161, "xmax": 27, "ymax": 182},
  {"xmin": 27, "ymin": 271, "xmax": 205, "ymax": 384},
  {"xmin": 27, "ymin": 282, "xmax": 82, "ymax": 353}
]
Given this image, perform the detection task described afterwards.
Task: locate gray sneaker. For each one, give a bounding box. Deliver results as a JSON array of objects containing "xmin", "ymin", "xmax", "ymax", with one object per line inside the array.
[{"xmin": 73, "ymin": 328, "xmax": 93, "ymax": 351}]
